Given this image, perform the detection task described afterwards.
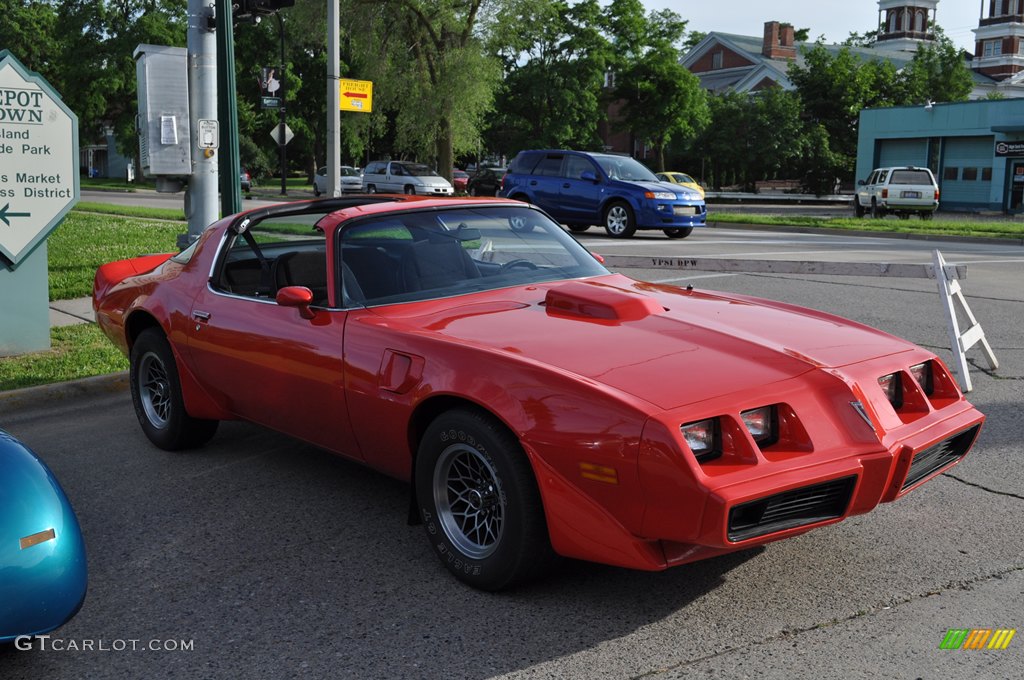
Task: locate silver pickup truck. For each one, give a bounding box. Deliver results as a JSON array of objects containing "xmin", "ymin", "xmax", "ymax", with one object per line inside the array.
[{"xmin": 855, "ymin": 167, "xmax": 939, "ymax": 220}]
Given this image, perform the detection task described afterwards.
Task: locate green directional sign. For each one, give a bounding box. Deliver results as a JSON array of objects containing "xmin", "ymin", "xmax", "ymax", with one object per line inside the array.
[{"xmin": 0, "ymin": 50, "xmax": 79, "ymax": 266}]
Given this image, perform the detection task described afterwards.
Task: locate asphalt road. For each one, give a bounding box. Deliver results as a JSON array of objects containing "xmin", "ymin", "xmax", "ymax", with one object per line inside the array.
[{"xmin": 2, "ymin": 225, "xmax": 1022, "ymax": 679}]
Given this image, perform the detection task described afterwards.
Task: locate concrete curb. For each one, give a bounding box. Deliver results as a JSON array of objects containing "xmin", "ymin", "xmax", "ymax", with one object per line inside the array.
[
  {"xmin": 0, "ymin": 372, "xmax": 129, "ymax": 411},
  {"xmin": 707, "ymin": 221, "xmax": 1024, "ymax": 247}
]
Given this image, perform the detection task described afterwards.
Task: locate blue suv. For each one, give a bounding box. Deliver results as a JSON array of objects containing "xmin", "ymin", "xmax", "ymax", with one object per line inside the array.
[{"xmin": 499, "ymin": 150, "xmax": 706, "ymax": 238}]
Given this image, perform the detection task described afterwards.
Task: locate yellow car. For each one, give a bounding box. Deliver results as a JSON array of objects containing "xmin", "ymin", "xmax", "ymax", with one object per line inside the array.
[{"xmin": 656, "ymin": 172, "xmax": 705, "ymax": 198}]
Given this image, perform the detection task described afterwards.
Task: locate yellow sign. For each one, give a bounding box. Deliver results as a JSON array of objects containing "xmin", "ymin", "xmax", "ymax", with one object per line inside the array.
[{"xmin": 339, "ymin": 79, "xmax": 373, "ymax": 113}]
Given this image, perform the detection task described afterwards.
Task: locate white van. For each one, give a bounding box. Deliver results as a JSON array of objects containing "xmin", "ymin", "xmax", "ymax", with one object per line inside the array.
[{"xmin": 361, "ymin": 161, "xmax": 453, "ymax": 196}]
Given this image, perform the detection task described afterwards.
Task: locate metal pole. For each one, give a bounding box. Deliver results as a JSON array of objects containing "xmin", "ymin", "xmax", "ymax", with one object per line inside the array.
[
  {"xmin": 327, "ymin": 0, "xmax": 341, "ymax": 197},
  {"xmin": 277, "ymin": 13, "xmax": 287, "ymax": 196},
  {"xmin": 186, "ymin": 0, "xmax": 218, "ymax": 245},
  {"xmin": 216, "ymin": 0, "xmax": 242, "ymax": 216}
]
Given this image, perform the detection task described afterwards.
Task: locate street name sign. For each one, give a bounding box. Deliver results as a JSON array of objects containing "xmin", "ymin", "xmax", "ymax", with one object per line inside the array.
[
  {"xmin": 0, "ymin": 50, "xmax": 79, "ymax": 266},
  {"xmin": 339, "ymin": 78, "xmax": 373, "ymax": 113}
]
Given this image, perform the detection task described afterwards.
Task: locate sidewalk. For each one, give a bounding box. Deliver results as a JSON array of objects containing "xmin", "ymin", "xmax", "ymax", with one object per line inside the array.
[{"xmin": 50, "ymin": 297, "xmax": 94, "ymax": 327}]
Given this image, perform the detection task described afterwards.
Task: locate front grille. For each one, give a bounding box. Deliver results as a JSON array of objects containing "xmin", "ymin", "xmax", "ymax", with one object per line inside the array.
[
  {"xmin": 901, "ymin": 425, "xmax": 980, "ymax": 491},
  {"xmin": 727, "ymin": 476, "xmax": 856, "ymax": 542}
]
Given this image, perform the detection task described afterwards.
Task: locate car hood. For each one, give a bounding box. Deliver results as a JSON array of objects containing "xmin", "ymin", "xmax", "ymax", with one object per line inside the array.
[
  {"xmin": 613, "ymin": 180, "xmax": 702, "ymax": 201},
  {"xmin": 380, "ymin": 275, "xmax": 915, "ymax": 410}
]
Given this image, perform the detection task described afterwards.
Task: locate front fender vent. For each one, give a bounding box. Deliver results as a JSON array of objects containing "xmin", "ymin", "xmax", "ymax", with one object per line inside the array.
[{"xmin": 727, "ymin": 476, "xmax": 856, "ymax": 542}]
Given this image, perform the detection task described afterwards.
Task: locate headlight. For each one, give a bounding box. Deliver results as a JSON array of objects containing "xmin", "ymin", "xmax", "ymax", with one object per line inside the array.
[
  {"xmin": 909, "ymin": 361, "xmax": 933, "ymax": 395},
  {"xmin": 645, "ymin": 191, "xmax": 677, "ymax": 200},
  {"xmin": 740, "ymin": 406, "xmax": 776, "ymax": 445},
  {"xmin": 681, "ymin": 418, "xmax": 719, "ymax": 462},
  {"xmin": 878, "ymin": 372, "xmax": 902, "ymax": 409}
]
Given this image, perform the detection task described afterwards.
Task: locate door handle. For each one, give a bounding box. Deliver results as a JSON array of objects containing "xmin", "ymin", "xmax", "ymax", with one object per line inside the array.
[
  {"xmin": 562, "ymin": 183, "xmax": 570, "ymax": 189},
  {"xmin": 529, "ymin": 180, "xmax": 537, "ymax": 186},
  {"xmin": 192, "ymin": 310, "xmax": 211, "ymax": 321}
]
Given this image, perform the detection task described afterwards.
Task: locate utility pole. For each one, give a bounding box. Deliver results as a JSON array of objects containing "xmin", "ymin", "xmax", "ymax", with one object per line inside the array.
[
  {"xmin": 185, "ymin": 0, "xmax": 219, "ymax": 246},
  {"xmin": 216, "ymin": 0, "xmax": 242, "ymax": 217},
  {"xmin": 327, "ymin": 0, "xmax": 341, "ymax": 197},
  {"xmin": 276, "ymin": 13, "xmax": 287, "ymax": 196}
]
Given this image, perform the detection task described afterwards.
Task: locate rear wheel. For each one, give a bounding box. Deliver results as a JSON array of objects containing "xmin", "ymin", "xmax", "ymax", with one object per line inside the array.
[
  {"xmin": 604, "ymin": 201, "xmax": 636, "ymax": 238},
  {"xmin": 130, "ymin": 328, "xmax": 218, "ymax": 451},
  {"xmin": 416, "ymin": 408, "xmax": 553, "ymax": 591},
  {"xmin": 313, "ymin": 183, "xmax": 322, "ymax": 197},
  {"xmin": 663, "ymin": 227, "xmax": 693, "ymax": 239},
  {"xmin": 921, "ymin": 211, "xmax": 934, "ymax": 221},
  {"xmin": 366, "ymin": 184, "xmax": 377, "ymax": 194}
]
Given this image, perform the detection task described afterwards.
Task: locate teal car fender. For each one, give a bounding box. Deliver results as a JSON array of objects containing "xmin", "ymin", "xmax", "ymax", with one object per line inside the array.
[{"xmin": 0, "ymin": 430, "xmax": 87, "ymax": 643}]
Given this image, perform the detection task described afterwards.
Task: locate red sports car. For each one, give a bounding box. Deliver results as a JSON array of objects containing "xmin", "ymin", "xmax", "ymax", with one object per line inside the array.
[{"xmin": 93, "ymin": 197, "xmax": 984, "ymax": 590}]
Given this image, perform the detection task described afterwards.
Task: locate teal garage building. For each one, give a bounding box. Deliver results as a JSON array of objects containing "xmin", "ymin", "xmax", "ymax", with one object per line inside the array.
[{"xmin": 857, "ymin": 98, "xmax": 1024, "ymax": 214}]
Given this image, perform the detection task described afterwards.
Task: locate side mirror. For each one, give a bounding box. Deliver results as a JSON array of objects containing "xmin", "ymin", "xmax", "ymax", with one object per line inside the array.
[
  {"xmin": 580, "ymin": 171, "xmax": 597, "ymax": 182},
  {"xmin": 276, "ymin": 286, "xmax": 316, "ymax": 319},
  {"xmin": 857, "ymin": 179, "xmax": 866, "ymax": 186}
]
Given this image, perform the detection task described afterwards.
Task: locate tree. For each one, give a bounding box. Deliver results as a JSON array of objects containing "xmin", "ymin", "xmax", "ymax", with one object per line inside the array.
[
  {"xmin": 606, "ymin": 0, "xmax": 708, "ymax": 170},
  {"xmin": 483, "ymin": 0, "xmax": 612, "ymax": 156},
  {"xmin": 898, "ymin": 29, "xmax": 973, "ymax": 104},
  {"xmin": 354, "ymin": 0, "xmax": 502, "ymax": 178}
]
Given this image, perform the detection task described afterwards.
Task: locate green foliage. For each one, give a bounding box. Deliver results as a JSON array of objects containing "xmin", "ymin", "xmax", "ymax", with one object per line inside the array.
[
  {"xmin": 484, "ymin": 0, "xmax": 612, "ymax": 155},
  {"xmin": 899, "ymin": 30, "xmax": 973, "ymax": 104}
]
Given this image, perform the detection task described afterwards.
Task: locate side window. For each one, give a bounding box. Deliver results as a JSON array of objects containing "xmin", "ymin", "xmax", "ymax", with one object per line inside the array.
[
  {"xmin": 364, "ymin": 162, "xmax": 383, "ymax": 175},
  {"xmin": 533, "ymin": 154, "xmax": 564, "ymax": 177},
  {"xmin": 215, "ymin": 222, "xmax": 327, "ymax": 305},
  {"xmin": 877, "ymin": 170, "xmax": 889, "ymax": 185},
  {"xmin": 390, "ymin": 163, "xmax": 405, "ymax": 176},
  {"xmin": 563, "ymin": 155, "xmax": 596, "ymax": 179}
]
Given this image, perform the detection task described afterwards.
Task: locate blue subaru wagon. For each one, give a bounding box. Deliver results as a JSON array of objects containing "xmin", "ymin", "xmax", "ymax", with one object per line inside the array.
[{"xmin": 499, "ymin": 150, "xmax": 706, "ymax": 238}]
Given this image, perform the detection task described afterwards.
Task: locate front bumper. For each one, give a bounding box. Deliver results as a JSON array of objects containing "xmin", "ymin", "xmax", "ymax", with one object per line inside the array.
[{"xmin": 637, "ymin": 199, "xmax": 707, "ymax": 228}]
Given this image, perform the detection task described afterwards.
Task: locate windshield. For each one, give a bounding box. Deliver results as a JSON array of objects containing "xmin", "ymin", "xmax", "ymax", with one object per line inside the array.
[
  {"xmin": 339, "ymin": 205, "xmax": 608, "ymax": 307},
  {"xmin": 594, "ymin": 155, "xmax": 659, "ymax": 182},
  {"xmin": 340, "ymin": 167, "xmax": 360, "ymax": 177}
]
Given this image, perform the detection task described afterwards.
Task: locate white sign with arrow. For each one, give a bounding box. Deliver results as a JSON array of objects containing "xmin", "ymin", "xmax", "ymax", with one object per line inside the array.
[{"xmin": 0, "ymin": 50, "xmax": 79, "ymax": 266}]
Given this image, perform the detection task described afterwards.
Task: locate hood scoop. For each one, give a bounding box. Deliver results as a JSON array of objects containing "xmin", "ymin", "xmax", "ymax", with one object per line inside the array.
[{"xmin": 544, "ymin": 281, "xmax": 665, "ymax": 323}]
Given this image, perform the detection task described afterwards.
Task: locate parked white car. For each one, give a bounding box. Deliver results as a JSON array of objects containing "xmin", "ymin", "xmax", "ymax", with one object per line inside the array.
[
  {"xmin": 855, "ymin": 166, "xmax": 939, "ymax": 219},
  {"xmin": 361, "ymin": 161, "xmax": 453, "ymax": 196},
  {"xmin": 313, "ymin": 165, "xmax": 362, "ymax": 196}
]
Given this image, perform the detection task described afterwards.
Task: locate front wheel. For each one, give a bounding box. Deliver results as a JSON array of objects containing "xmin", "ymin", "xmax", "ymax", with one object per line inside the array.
[
  {"xmin": 404, "ymin": 185, "xmax": 416, "ymax": 195},
  {"xmin": 416, "ymin": 408, "xmax": 553, "ymax": 590},
  {"xmin": 130, "ymin": 328, "xmax": 218, "ymax": 451},
  {"xmin": 469, "ymin": 185, "xmax": 479, "ymax": 197},
  {"xmin": 313, "ymin": 184, "xmax": 321, "ymax": 197},
  {"xmin": 604, "ymin": 201, "xmax": 636, "ymax": 238},
  {"xmin": 663, "ymin": 227, "xmax": 693, "ymax": 239}
]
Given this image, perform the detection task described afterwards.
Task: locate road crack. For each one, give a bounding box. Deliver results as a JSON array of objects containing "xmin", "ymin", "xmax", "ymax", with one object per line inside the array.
[
  {"xmin": 630, "ymin": 565, "xmax": 1024, "ymax": 679},
  {"xmin": 942, "ymin": 472, "xmax": 1024, "ymax": 500}
]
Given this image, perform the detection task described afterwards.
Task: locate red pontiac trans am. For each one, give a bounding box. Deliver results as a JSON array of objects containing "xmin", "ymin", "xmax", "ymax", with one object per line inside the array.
[{"xmin": 93, "ymin": 196, "xmax": 984, "ymax": 590}]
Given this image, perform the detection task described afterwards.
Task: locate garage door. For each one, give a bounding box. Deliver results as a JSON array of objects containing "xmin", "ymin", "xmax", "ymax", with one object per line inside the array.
[
  {"xmin": 878, "ymin": 138, "xmax": 928, "ymax": 168},
  {"xmin": 940, "ymin": 136, "xmax": 993, "ymax": 207}
]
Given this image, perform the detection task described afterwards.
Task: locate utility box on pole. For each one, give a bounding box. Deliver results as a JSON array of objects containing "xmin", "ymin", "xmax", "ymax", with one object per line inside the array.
[{"xmin": 134, "ymin": 44, "xmax": 191, "ymax": 192}]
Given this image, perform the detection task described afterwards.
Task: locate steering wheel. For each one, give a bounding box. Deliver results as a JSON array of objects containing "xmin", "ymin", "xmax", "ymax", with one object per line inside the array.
[{"xmin": 501, "ymin": 259, "xmax": 539, "ymax": 271}]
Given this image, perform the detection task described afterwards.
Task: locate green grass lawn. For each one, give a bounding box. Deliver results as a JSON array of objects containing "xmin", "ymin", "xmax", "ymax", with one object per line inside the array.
[{"xmin": 0, "ymin": 324, "xmax": 128, "ymax": 391}]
